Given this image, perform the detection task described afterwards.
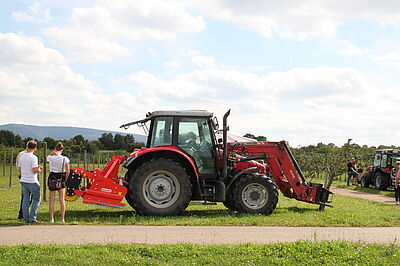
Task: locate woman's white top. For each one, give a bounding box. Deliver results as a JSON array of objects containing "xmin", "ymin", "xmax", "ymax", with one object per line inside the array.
[{"xmin": 47, "ymin": 154, "xmax": 70, "ymax": 173}]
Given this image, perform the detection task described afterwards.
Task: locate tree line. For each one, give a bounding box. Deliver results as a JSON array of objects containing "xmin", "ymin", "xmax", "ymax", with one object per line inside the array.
[{"xmin": 0, "ymin": 130, "xmax": 144, "ymax": 153}]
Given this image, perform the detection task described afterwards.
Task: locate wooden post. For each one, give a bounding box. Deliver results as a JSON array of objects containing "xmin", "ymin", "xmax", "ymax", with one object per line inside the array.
[
  {"xmin": 98, "ymin": 152, "xmax": 100, "ymax": 168},
  {"xmin": 9, "ymin": 149, "xmax": 13, "ymax": 187},
  {"xmin": 3, "ymin": 150, "xmax": 5, "ymax": 177},
  {"xmin": 42, "ymin": 142, "xmax": 47, "ymax": 202},
  {"xmin": 77, "ymin": 153, "xmax": 80, "ymax": 168},
  {"xmin": 84, "ymin": 150, "xmax": 87, "ymax": 169}
]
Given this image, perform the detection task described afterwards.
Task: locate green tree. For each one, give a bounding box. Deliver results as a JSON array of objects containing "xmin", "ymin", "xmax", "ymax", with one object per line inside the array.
[
  {"xmin": 113, "ymin": 134, "xmax": 126, "ymax": 150},
  {"xmin": 43, "ymin": 137, "xmax": 56, "ymax": 149},
  {"xmin": 99, "ymin": 133, "xmax": 114, "ymax": 150}
]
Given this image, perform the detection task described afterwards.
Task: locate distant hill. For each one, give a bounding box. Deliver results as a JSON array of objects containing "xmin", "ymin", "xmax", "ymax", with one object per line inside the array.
[{"xmin": 0, "ymin": 124, "xmax": 147, "ymax": 143}]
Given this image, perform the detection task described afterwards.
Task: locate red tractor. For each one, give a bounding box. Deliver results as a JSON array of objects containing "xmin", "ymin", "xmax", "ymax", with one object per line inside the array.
[{"xmin": 67, "ymin": 110, "xmax": 332, "ymax": 216}]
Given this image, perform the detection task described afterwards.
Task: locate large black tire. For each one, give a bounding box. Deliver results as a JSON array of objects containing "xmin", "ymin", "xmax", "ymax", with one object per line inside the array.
[
  {"xmin": 127, "ymin": 158, "xmax": 192, "ymax": 216},
  {"xmin": 360, "ymin": 173, "xmax": 371, "ymax": 188},
  {"xmin": 124, "ymin": 171, "xmax": 135, "ymax": 208},
  {"xmin": 232, "ymin": 174, "xmax": 278, "ymax": 215},
  {"xmin": 374, "ymin": 172, "xmax": 388, "ymax": 191},
  {"xmin": 222, "ymin": 186, "xmax": 237, "ymax": 211}
]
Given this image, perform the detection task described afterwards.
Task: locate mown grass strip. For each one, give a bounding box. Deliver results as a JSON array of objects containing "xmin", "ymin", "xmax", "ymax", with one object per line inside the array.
[
  {"xmin": 0, "ymin": 242, "xmax": 399, "ymax": 265},
  {"xmin": 1, "ymin": 184, "xmax": 399, "ymax": 226}
]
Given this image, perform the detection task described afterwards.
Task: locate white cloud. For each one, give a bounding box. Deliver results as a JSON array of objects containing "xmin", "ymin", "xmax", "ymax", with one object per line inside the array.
[
  {"xmin": 0, "ymin": 33, "xmax": 96, "ymax": 126},
  {"xmin": 12, "ymin": 1, "xmax": 51, "ymax": 23},
  {"xmin": 191, "ymin": 55, "xmax": 215, "ymax": 68},
  {"xmin": 121, "ymin": 65, "xmax": 399, "ymax": 146},
  {"xmin": 338, "ymin": 41, "xmax": 365, "ymax": 57},
  {"xmin": 43, "ymin": 0, "xmax": 205, "ymax": 62},
  {"xmin": 164, "ymin": 61, "xmax": 181, "ymax": 68},
  {"xmin": 374, "ymin": 50, "xmax": 400, "ymax": 68},
  {"xmin": 44, "ymin": 26, "xmax": 129, "ymax": 63},
  {"xmin": 186, "ymin": 0, "xmax": 400, "ymax": 39}
]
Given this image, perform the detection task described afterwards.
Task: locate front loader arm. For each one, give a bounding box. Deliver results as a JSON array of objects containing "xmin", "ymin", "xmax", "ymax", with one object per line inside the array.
[{"xmin": 229, "ymin": 141, "xmax": 332, "ymax": 206}]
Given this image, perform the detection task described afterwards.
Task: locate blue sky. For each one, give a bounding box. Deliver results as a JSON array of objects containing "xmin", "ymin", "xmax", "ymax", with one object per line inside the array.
[{"xmin": 1, "ymin": 0, "xmax": 400, "ymax": 147}]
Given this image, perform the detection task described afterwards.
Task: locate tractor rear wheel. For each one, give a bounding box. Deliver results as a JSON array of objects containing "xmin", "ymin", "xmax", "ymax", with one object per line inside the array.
[
  {"xmin": 233, "ymin": 174, "xmax": 278, "ymax": 215},
  {"xmin": 128, "ymin": 158, "xmax": 192, "ymax": 216},
  {"xmin": 124, "ymin": 171, "xmax": 136, "ymax": 208},
  {"xmin": 374, "ymin": 172, "xmax": 388, "ymax": 191}
]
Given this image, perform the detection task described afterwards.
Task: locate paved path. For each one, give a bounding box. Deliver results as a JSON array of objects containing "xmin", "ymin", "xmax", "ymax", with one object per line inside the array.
[
  {"xmin": 330, "ymin": 187, "xmax": 396, "ymax": 205},
  {"xmin": 1, "ymin": 225, "xmax": 399, "ymax": 245}
]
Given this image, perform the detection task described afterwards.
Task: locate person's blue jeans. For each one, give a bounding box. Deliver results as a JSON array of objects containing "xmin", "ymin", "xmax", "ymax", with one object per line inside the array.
[
  {"xmin": 347, "ymin": 171, "xmax": 359, "ymax": 185},
  {"xmin": 20, "ymin": 182, "xmax": 41, "ymax": 222}
]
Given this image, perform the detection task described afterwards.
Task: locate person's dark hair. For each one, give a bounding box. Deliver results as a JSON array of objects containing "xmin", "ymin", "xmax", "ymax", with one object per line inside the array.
[
  {"xmin": 27, "ymin": 140, "xmax": 37, "ymax": 150},
  {"xmin": 55, "ymin": 142, "xmax": 64, "ymax": 151}
]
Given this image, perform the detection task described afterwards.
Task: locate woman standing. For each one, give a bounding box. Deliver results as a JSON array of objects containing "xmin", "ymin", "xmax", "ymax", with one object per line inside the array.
[
  {"xmin": 47, "ymin": 142, "xmax": 70, "ymax": 222},
  {"xmin": 396, "ymin": 161, "xmax": 400, "ymax": 205}
]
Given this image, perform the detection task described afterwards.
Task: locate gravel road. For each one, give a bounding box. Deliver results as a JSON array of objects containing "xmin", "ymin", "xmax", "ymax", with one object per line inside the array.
[
  {"xmin": 1, "ymin": 225, "xmax": 399, "ymax": 245},
  {"xmin": 1, "ymin": 187, "xmax": 398, "ymax": 246}
]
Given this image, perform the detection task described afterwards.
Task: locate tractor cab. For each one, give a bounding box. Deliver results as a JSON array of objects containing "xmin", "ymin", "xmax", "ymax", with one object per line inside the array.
[{"xmin": 122, "ymin": 110, "xmax": 220, "ymax": 178}]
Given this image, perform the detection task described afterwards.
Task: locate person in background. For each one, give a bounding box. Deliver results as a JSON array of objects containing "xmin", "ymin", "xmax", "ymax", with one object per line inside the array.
[
  {"xmin": 347, "ymin": 158, "xmax": 359, "ymax": 186},
  {"xmin": 395, "ymin": 161, "xmax": 400, "ymax": 205},
  {"xmin": 47, "ymin": 142, "xmax": 70, "ymax": 223},
  {"xmin": 15, "ymin": 143, "xmax": 28, "ymax": 220},
  {"xmin": 18, "ymin": 140, "xmax": 42, "ymax": 223}
]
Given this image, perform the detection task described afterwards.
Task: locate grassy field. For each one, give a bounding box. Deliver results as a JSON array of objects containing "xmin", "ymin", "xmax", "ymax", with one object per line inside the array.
[
  {"xmin": 314, "ymin": 177, "xmax": 396, "ymax": 198},
  {"xmin": 0, "ymin": 242, "xmax": 399, "ymax": 265},
  {"xmin": 1, "ymin": 182, "xmax": 399, "ymax": 226}
]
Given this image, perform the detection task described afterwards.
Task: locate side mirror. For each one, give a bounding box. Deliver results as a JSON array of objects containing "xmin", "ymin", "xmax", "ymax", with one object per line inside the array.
[{"xmin": 212, "ymin": 117, "xmax": 219, "ymax": 130}]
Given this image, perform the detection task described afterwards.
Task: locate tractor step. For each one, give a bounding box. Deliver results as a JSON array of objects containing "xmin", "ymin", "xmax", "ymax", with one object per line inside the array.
[{"xmin": 202, "ymin": 201, "xmax": 217, "ymax": 205}]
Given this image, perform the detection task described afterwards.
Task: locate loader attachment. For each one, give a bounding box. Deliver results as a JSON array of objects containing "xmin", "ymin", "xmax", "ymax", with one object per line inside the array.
[{"xmin": 69, "ymin": 155, "xmax": 128, "ymax": 208}]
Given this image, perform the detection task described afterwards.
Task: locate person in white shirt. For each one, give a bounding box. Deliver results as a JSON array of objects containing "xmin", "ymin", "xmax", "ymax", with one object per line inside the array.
[
  {"xmin": 47, "ymin": 142, "xmax": 70, "ymax": 223},
  {"xmin": 18, "ymin": 140, "xmax": 42, "ymax": 223},
  {"xmin": 16, "ymin": 145, "xmax": 28, "ymax": 220}
]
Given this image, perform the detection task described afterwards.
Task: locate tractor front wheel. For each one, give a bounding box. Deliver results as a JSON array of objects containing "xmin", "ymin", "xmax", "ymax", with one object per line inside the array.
[
  {"xmin": 233, "ymin": 174, "xmax": 278, "ymax": 215},
  {"xmin": 128, "ymin": 158, "xmax": 192, "ymax": 216},
  {"xmin": 222, "ymin": 187, "xmax": 237, "ymax": 211},
  {"xmin": 360, "ymin": 173, "xmax": 371, "ymax": 188}
]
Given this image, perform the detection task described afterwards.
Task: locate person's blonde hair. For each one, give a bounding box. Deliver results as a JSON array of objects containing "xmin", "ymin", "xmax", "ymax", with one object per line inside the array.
[{"xmin": 395, "ymin": 161, "xmax": 400, "ymax": 167}]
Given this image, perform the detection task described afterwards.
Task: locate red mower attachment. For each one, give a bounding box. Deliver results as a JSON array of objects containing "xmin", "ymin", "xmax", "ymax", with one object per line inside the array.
[{"xmin": 71, "ymin": 155, "xmax": 127, "ymax": 208}]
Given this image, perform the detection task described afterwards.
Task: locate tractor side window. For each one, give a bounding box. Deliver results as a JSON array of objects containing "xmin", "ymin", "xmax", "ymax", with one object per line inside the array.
[
  {"xmin": 373, "ymin": 154, "xmax": 381, "ymax": 167},
  {"xmin": 150, "ymin": 117, "xmax": 173, "ymax": 147}
]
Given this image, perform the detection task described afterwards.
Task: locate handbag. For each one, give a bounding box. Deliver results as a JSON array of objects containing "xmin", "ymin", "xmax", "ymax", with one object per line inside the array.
[{"xmin": 48, "ymin": 157, "xmax": 65, "ymax": 191}]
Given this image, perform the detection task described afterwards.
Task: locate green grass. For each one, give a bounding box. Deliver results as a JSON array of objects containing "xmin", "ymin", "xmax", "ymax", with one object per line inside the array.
[
  {"xmin": 0, "ymin": 242, "xmax": 399, "ymax": 265},
  {"xmin": 1, "ymin": 184, "xmax": 399, "ymax": 227}
]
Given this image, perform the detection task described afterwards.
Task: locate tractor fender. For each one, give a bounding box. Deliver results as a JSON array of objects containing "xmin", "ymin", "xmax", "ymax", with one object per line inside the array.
[{"xmin": 123, "ymin": 146, "xmax": 199, "ymax": 179}]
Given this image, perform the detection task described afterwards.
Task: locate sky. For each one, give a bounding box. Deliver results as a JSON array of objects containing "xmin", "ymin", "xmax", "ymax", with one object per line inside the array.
[{"xmin": 1, "ymin": 0, "xmax": 400, "ymax": 147}]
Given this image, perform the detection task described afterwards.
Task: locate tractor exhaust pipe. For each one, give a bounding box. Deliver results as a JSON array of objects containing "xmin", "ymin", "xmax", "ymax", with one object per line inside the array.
[{"xmin": 222, "ymin": 109, "xmax": 231, "ymax": 183}]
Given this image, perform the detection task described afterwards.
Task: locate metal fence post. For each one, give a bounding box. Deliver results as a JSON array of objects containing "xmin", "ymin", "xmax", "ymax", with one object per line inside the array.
[
  {"xmin": 84, "ymin": 150, "xmax": 87, "ymax": 186},
  {"xmin": 42, "ymin": 142, "xmax": 47, "ymax": 202},
  {"xmin": 9, "ymin": 149, "xmax": 13, "ymax": 187}
]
